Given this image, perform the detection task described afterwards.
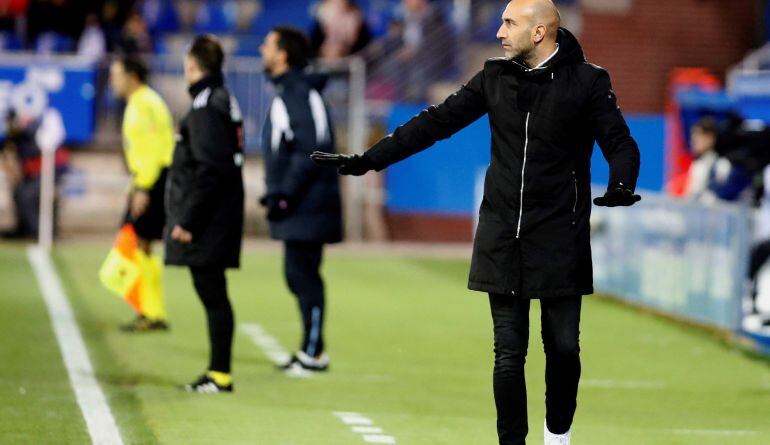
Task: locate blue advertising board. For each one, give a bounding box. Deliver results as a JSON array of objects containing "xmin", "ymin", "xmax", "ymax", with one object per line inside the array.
[{"xmin": 0, "ymin": 59, "xmax": 96, "ymax": 144}]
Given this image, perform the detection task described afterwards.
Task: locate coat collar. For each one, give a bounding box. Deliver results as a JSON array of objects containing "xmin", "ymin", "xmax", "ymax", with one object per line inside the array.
[
  {"xmin": 188, "ymin": 72, "xmax": 224, "ymax": 97},
  {"xmin": 269, "ymin": 68, "xmax": 303, "ymax": 86},
  {"xmin": 268, "ymin": 68, "xmax": 330, "ymax": 92}
]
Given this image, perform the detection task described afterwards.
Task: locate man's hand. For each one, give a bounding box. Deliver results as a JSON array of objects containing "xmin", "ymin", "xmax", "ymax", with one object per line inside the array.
[
  {"xmin": 310, "ymin": 152, "xmax": 374, "ymax": 176},
  {"xmin": 170, "ymin": 224, "xmax": 192, "ymax": 243},
  {"xmin": 259, "ymin": 194, "xmax": 293, "ymax": 221},
  {"xmin": 130, "ymin": 189, "xmax": 150, "ymax": 219},
  {"xmin": 593, "ymin": 183, "xmax": 641, "ymax": 207}
]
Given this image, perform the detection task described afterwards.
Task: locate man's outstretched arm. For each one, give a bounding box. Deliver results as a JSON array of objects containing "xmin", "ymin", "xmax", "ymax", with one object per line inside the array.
[{"xmin": 311, "ymin": 70, "xmax": 489, "ymax": 175}]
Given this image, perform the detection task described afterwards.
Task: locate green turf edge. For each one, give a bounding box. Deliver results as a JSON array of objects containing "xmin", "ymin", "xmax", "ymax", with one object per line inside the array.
[
  {"xmin": 0, "ymin": 243, "xmax": 92, "ymax": 444},
  {"xmin": 593, "ymin": 293, "xmax": 770, "ymax": 367},
  {"xmin": 52, "ymin": 249, "xmax": 160, "ymax": 445}
]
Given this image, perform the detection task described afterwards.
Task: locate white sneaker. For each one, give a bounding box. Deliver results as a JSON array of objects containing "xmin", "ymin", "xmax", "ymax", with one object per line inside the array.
[
  {"xmin": 295, "ymin": 351, "xmax": 330, "ymax": 370},
  {"xmin": 544, "ymin": 420, "xmax": 571, "ymax": 445}
]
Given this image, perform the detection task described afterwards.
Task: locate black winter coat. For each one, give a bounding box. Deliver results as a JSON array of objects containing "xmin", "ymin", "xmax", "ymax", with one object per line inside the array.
[
  {"xmin": 165, "ymin": 74, "xmax": 245, "ymax": 268},
  {"xmin": 262, "ymin": 70, "xmax": 343, "ymax": 243},
  {"xmin": 365, "ymin": 28, "xmax": 640, "ymax": 298}
]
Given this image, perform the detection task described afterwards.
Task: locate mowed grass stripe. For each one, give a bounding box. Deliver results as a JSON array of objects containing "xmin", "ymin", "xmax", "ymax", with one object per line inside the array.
[{"xmin": 6, "ymin": 242, "xmax": 767, "ymax": 444}]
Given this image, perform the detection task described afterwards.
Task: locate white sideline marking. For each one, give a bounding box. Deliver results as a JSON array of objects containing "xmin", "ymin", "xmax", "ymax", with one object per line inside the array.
[
  {"xmin": 333, "ymin": 412, "xmax": 397, "ymax": 444},
  {"xmin": 352, "ymin": 426, "xmax": 384, "ymax": 434},
  {"xmin": 27, "ymin": 246, "xmax": 124, "ymax": 445},
  {"xmin": 239, "ymin": 323, "xmax": 312, "ymax": 378},
  {"xmin": 361, "ymin": 435, "xmax": 397, "ymax": 444},
  {"xmin": 672, "ymin": 429, "xmax": 758, "ymax": 436},
  {"xmin": 338, "ymin": 414, "xmax": 374, "ymax": 426}
]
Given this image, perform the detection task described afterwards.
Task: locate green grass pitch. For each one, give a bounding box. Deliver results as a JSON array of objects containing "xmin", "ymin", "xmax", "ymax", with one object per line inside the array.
[{"xmin": 0, "ymin": 241, "xmax": 769, "ymax": 444}]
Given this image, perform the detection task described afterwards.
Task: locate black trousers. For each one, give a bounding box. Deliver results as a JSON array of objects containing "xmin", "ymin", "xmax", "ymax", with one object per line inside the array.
[
  {"xmin": 749, "ymin": 239, "xmax": 770, "ymax": 312},
  {"xmin": 283, "ymin": 241, "xmax": 325, "ymax": 357},
  {"xmin": 12, "ymin": 176, "xmax": 41, "ymax": 236},
  {"xmin": 489, "ymin": 293, "xmax": 582, "ymax": 445},
  {"xmin": 190, "ymin": 267, "xmax": 234, "ymax": 373}
]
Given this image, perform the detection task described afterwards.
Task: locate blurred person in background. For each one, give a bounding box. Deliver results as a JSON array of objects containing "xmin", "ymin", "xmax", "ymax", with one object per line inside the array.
[
  {"xmin": 165, "ymin": 35, "xmax": 244, "ymax": 393},
  {"xmin": 313, "ymin": 1, "xmax": 641, "ymax": 443},
  {"xmin": 746, "ymin": 163, "xmax": 770, "ymax": 329},
  {"xmin": 310, "ymin": 0, "xmax": 371, "ymax": 60},
  {"xmin": 100, "ymin": 0, "xmax": 127, "ymax": 52},
  {"xmin": 682, "ymin": 116, "xmax": 719, "ymax": 200},
  {"xmin": 109, "ymin": 55, "xmax": 174, "ymax": 332},
  {"xmin": 700, "ymin": 119, "xmax": 754, "ymax": 205},
  {"xmin": 0, "ymin": 0, "xmax": 27, "ymax": 33},
  {"xmin": 259, "ymin": 26, "xmax": 343, "ymax": 373},
  {"xmin": 364, "ymin": 18, "xmax": 405, "ymax": 100},
  {"xmin": 0, "ymin": 107, "xmax": 66, "ymax": 240},
  {"xmin": 77, "ymin": 12, "xmax": 106, "ymax": 62},
  {"xmin": 118, "ymin": 9, "xmax": 152, "ymax": 54},
  {"xmin": 705, "ymin": 115, "xmax": 770, "ymax": 206},
  {"xmin": 397, "ymin": 0, "xmax": 456, "ymax": 101}
]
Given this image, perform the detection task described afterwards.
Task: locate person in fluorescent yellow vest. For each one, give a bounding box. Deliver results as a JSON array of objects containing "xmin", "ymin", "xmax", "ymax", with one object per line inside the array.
[{"xmin": 109, "ymin": 55, "xmax": 174, "ymax": 332}]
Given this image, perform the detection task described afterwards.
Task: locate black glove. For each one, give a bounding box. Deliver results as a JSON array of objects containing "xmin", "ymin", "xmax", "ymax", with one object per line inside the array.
[
  {"xmin": 310, "ymin": 151, "xmax": 374, "ymax": 176},
  {"xmin": 260, "ymin": 193, "xmax": 293, "ymax": 221},
  {"xmin": 593, "ymin": 182, "xmax": 641, "ymax": 207}
]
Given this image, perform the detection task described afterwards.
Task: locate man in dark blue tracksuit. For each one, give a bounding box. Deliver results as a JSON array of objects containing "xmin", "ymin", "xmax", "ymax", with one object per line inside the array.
[{"xmin": 259, "ymin": 27, "xmax": 343, "ymax": 372}]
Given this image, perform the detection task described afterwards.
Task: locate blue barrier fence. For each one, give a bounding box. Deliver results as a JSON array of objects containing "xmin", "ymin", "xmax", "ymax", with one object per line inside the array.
[{"xmin": 591, "ymin": 193, "xmax": 750, "ymax": 331}]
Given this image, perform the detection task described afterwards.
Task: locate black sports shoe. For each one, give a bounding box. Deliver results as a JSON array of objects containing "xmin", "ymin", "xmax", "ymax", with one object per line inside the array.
[
  {"xmin": 182, "ymin": 374, "xmax": 233, "ymax": 394},
  {"xmin": 120, "ymin": 315, "xmax": 169, "ymax": 332}
]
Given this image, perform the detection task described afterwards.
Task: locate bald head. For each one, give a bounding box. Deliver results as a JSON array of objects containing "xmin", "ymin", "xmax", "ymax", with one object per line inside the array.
[
  {"xmin": 497, "ymin": 0, "xmax": 561, "ymax": 65},
  {"xmin": 525, "ymin": 0, "xmax": 560, "ymax": 38}
]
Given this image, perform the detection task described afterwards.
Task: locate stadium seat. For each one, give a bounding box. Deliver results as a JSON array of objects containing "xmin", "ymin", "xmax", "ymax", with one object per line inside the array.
[
  {"xmin": 142, "ymin": 0, "xmax": 180, "ymax": 34},
  {"xmin": 0, "ymin": 32, "xmax": 22, "ymax": 51},
  {"xmin": 35, "ymin": 32, "xmax": 75, "ymax": 53},
  {"xmin": 251, "ymin": 2, "xmax": 314, "ymax": 36},
  {"xmin": 193, "ymin": 0, "xmax": 239, "ymax": 33}
]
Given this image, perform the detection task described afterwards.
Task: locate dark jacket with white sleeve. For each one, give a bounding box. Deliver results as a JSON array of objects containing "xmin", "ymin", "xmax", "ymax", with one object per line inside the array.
[{"xmin": 262, "ymin": 69, "xmax": 343, "ymax": 244}]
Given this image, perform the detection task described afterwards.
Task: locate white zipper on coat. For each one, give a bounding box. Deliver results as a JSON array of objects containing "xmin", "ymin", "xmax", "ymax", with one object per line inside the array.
[{"xmin": 516, "ymin": 112, "xmax": 531, "ymax": 239}]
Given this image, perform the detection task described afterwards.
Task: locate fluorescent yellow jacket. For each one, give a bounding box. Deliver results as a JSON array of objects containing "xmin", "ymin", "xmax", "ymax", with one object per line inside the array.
[{"xmin": 123, "ymin": 85, "xmax": 174, "ymax": 190}]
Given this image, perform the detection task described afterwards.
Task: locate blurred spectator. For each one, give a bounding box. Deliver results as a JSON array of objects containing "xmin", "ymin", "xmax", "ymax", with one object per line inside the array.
[
  {"xmin": 703, "ymin": 155, "xmax": 753, "ymax": 204},
  {"xmin": 682, "ymin": 117, "xmax": 719, "ymax": 200},
  {"xmin": 77, "ymin": 12, "xmax": 106, "ymax": 62},
  {"xmin": 0, "ymin": 0, "xmax": 28, "ymax": 32},
  {"xmin": 118, "ymin": 10, "xmax": 151, "ymax": 54},
  {"xmin": 677, "ymin": 116, "xmax": 757, "ymax": 205},
  {"xmin": 365, "ymin": 18, "xmax": 405, "ymax": 100},
  {"xmin": 704, "ymin": 116, "xmax": 770, "ymax": 204},
  {"xmin": 0, "ymin": 108, "xmax": 67, "ymax": 239},
  {"xmin": 747, "ymin": 165, "xmax": 770, "ymax": 327},
  {"xmin": 394, "ymin": 0, "xmax": 456, "ymax": 101},
  {"xmin": 94, "ymin": 0, "xmax": 140, "ymax": 52},
  {"xmin": 310, "ymin": 0, "xmax": 371, "ymax": 60}
]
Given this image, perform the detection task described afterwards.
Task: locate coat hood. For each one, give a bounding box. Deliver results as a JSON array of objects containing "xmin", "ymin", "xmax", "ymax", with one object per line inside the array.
[{"xmin": 510, "ymin": 27, "xmax": 585, "ymax": 76}]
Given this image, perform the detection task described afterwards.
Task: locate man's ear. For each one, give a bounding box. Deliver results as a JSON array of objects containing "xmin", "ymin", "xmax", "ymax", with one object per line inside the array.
[{"xmin": 532, "ymin": 24, "xmax": 546, "ymax": 43}]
